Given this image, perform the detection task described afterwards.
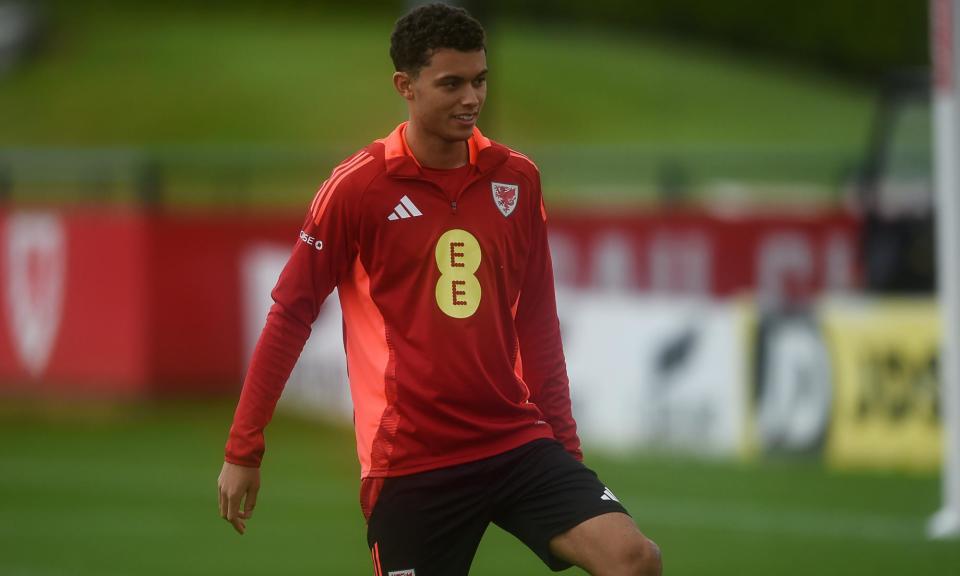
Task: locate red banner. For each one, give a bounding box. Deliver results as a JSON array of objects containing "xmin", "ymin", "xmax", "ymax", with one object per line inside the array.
[
  {"xmin": 0, "ymin": 208, "xmax": 297, "ymax": 396},
  {"xmin": 548, "ymin": 210, "xmax": 859, "ymax": 302},
  {"xmin": 0, "ymin": 207, "xmax": 858, "ymax": 396}
]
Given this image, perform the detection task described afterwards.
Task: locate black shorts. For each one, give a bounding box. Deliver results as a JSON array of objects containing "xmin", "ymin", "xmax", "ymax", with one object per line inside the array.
[{"xmin": 366, "ymin": 439, "xmax": 629, "ymax": 575}]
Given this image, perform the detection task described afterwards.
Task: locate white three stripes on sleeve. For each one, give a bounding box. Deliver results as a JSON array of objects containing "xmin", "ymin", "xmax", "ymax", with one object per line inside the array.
[{"xmin": 309, "ymin": 151, "xmax": 373, "ymax": 221}]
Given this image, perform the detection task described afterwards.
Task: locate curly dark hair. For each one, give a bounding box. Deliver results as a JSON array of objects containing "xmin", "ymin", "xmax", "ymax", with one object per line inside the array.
[{"xmin": 390, "ymin": 3, "xmax": 486, "ymax": 76}]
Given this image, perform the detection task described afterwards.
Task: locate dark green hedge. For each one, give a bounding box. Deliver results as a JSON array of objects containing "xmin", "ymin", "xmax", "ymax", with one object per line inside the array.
[
  {"xmin": 487, "ymin": 0, "xmax": 929, "ymax": 80},
  {"xmin": 70, "ymin": 0, "xmax": 928, "ymax": 79}
]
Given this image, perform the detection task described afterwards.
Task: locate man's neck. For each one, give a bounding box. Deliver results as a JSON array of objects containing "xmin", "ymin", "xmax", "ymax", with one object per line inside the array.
[{"xmin": 405, "ymin": 121, "xmax": 469, "ymax": 169}]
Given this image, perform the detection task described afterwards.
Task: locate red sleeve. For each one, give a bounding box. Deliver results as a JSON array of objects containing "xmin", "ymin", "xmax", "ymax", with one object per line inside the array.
[
  {"xmin": 514, "ymin": 170, "xmax": 583, "ymax": 461},
  {"xmin": 224, "ymin": 160, "xmax": 363, "ymax": 467}
]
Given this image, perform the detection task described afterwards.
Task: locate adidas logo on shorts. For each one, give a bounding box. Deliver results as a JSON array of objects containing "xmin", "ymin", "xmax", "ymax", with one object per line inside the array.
[
  {"xmin": 387, "ymin": 570, "xmax": 416, "ymax": 576},
  {"xmin": 600, "ymin": 487, "xmax": 620, "ymax": 503}
]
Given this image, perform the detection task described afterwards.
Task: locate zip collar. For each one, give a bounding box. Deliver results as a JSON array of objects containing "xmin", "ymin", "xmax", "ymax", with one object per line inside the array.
[{"xmin": 378, "ymin": 121, "xmax": 508, "ymax": 178}]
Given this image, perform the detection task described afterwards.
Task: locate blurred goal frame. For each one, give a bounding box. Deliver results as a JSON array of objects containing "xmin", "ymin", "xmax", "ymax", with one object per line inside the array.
[{"xmin": 930, "ymin": 0, "xmax": 960, "ymax": 540}]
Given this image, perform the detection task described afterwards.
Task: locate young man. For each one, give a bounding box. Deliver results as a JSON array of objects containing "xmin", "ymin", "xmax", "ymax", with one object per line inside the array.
[{"xmin": 218, "ymin": 4, "xmax": 661, "ymax": 575}]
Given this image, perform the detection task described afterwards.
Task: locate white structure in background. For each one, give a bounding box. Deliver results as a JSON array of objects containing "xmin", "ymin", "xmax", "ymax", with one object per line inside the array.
[{"xmin": 930, "ymin": 0, "xmax": 960, "ymax": 540}]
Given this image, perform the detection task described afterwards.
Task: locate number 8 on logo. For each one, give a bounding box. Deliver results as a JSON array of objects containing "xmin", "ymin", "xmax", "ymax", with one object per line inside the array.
[{"xmin": 435, "ymin": 229, "xmax": 481, "ymax": 318}]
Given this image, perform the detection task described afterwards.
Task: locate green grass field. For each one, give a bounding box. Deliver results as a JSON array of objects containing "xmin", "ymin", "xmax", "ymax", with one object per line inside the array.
[{"xmin": 2, "ymin": 401, "xmax": 957, "ymax": 576}]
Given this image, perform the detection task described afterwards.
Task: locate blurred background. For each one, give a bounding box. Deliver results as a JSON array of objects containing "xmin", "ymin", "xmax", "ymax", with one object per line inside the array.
[{"xmin": 1, "ymin": 0, "xmax": 958, "ymax": 574}]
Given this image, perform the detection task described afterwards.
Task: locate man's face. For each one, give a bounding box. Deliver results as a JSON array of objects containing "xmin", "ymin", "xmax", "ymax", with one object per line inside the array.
[{"xmin": 399, "ymin": 48, "xmax": 487, "ymax": 143}]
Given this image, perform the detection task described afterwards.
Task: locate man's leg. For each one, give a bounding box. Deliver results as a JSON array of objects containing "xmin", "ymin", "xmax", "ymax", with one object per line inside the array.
[
  {"xmin": 488, "ymin": 439, "xmax": 661, "ymax": 575},
  {"xmin": 549, "ymin": 512, "xmax": 661, "ymax": 576}
]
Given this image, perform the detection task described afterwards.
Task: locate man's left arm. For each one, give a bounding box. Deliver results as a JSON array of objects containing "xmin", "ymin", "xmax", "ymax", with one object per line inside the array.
[{"xmin": 514, "ymin": 172, "xmax": 582, "ymax": 461}]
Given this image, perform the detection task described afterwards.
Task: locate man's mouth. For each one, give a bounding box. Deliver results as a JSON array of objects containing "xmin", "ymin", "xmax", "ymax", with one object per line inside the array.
[{"xmin": 453, "ymin": 113, "xmax": 477, "ymax": 122}]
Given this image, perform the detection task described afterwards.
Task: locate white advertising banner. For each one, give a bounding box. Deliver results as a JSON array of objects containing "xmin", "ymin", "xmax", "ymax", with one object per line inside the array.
[{"xmin": 561, "ymin": 293, "xmax": 748, "ymax": 455}]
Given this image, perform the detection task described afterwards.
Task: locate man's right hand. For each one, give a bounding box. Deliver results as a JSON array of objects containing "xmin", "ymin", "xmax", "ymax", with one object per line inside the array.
[{"xmin": 218, "ymin": 461, "xmax": 261, "ymax": 535}]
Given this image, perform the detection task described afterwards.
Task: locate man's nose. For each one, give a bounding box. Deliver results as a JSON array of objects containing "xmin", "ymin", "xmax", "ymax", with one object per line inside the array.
[{"xmin": 461, "ymin": 87, "xmax": 480, "ymax": 107}]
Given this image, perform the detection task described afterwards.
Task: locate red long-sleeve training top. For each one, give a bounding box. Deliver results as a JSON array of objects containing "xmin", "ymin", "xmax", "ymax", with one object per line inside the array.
[{"xmin": 225, "ymin": 122, "xmax": 581, "ymax": 479}]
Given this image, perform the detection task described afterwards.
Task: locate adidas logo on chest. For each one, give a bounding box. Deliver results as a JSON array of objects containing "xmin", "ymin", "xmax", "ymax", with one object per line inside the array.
[{"xmin": 387, "ymin": 195, "xmax": 423, "ymax": 221}]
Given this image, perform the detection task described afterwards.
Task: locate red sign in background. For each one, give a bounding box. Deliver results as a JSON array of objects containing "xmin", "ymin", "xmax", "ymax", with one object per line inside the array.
[
  {"xmin": 546, "ymin": 209, "xmax": 860, "ymax": 299},
  {"xmin": 933, "ymin": 0, "xmax": 955, "ymax": 93},
  {"xmin": 0, "ymin": 207, "xmax": 858, "ymax": 397},
  {"xmin": 0, "ymin": 208, "xmax": 298, "ymax": 396},
  {"xmin": 0, "ymin": 209, "xmax": 149, "ymax": 395}
]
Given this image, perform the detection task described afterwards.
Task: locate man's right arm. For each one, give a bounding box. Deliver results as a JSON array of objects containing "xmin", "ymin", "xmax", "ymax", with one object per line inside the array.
[
  {"xmin": 223, "ymin": 295, "xmax": 317, "ymax": 467},
  {"xmin": 218, "ymin": 234, "xmax": 322, "ymax": 535},
  {"xmin": 224, "ymin": 152, "xmax": 366, "ymax": 467},
  {"xmin": 218, "ymin": 151, "xmax": 367, "ymax": 531}
]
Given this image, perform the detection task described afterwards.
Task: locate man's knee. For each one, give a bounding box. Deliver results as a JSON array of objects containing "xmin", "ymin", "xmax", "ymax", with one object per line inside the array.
[{"xmin": 618, "ymin": 534, "xmax": 662, "ymax": 576}]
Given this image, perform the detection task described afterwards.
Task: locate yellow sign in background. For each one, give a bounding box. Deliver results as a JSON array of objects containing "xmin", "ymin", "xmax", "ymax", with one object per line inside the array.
[{"xmin": 824, "ymin": 299, "xmax": 941, "ymax": 471}]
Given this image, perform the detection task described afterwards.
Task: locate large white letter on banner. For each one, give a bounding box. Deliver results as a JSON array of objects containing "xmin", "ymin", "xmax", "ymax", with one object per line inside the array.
[{"xmin": 4, "ymin": 212, "xmax": 67, "ymax": 378}]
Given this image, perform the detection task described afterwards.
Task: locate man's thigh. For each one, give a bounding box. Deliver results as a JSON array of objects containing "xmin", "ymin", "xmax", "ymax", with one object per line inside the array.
[{"xmin": 489, "ymin": 440, "xmax": 629, "ymax": 571}]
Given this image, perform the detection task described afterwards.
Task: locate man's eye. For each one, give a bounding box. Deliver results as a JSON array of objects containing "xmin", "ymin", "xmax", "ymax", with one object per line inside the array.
[{"xmin": 473, "ymin": 78, "xmax": 486, "ymax": 86}]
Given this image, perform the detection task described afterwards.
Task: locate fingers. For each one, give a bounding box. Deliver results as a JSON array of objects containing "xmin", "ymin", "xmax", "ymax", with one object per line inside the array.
[
  {"xmin": 231, "ymin": 516, "xmax": 247, "ymax": 535},
  {"xmin": 240, "ymin": 484, "xmax": 259, "ymax": 520},
  {"xmin": 218, "ymin": 462, "xmax": 260, "ymax": 535},
  {"xmin": 226, "ymin": 491, "xmax": 246, "ymax": 535},
  {"xmin": 218, "ymin": 474, "xmax": 227, "ymax": 519}
]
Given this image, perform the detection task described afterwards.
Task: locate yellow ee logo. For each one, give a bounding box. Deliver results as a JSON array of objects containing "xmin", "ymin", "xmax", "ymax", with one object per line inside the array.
[{"xmin": 435, "ymin": 229, "xmax": 481, "ymax": 318}]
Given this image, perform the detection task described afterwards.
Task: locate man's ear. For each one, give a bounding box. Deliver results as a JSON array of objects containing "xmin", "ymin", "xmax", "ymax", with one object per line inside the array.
[{"xmin": 393, "ymin": 71, "xmax": 415, "ymax": 100}]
